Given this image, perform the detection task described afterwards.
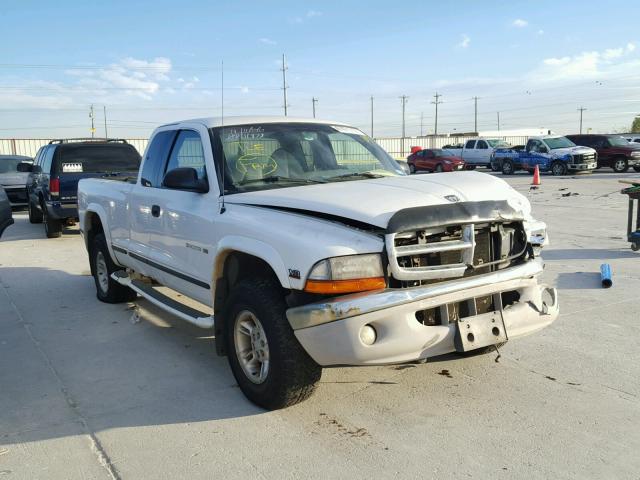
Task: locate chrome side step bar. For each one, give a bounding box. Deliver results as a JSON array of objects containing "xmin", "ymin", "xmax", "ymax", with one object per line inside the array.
[{"xmin": 112, "ymin": 271, "xmax": 214, "ymax": 329}]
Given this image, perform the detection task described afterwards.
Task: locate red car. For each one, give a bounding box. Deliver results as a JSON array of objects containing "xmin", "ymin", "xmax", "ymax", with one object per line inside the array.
[{"xmin": 407, "ymin": 148, "xmax": 465, "ymax": 173}]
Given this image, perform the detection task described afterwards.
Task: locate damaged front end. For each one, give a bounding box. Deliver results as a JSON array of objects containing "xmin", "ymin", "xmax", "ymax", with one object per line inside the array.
[{"xmin": 287, "ymin": 200, "xmax": 558, "ymax": 366}]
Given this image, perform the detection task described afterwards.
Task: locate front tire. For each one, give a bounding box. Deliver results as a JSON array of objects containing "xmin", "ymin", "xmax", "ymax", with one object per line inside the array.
[
  {"xmin": 435, "ymin": 163, "xmax": 443, "ymax": 173},
  {"xmin": 612, "ymin": 157, "xmax": 629, "ymax": 173},
  {"xmin": 409, "ymin": 163, "xmax": 416, "ymax": 174},
  {"xmin": 28, "ymin": 200, "xmax": 43, "ymax": 224},
  {"xmin": 223, "ymin": 277, "xmax": 322, "ymax": 410},
  {"xmin": 90, "ymin": 233, "xmax": 137, "ymax": 303},
  {"xmin": 501, "ymin": 159, "xmax": 514, "ymax": 175},
  {"xmin": 551, "ymin": 161, "xmax": 567, "ymax": 176},
  {"xmin": 42, "ymin": 204, "xmax": 62, "ymax": 238}
]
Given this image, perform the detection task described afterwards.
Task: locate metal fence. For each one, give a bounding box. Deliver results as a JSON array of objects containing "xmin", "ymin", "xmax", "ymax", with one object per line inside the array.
[{"xmin": 0, "ymin": 135, "xmax": 532, "ymax": 161}]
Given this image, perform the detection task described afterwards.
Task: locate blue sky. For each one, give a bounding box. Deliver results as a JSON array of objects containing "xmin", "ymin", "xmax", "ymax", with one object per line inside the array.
[{"xmin": 0, "ymin": 0, "xmax": 638, "ymax": 138}]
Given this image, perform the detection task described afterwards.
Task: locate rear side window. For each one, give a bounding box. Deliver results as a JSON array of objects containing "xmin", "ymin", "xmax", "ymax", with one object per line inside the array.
[
  {"xmin": 42, "ymin": 146, "xmax": 55, "ymax": 173},
  {"xmin": 54, "ymin": 144, "xmax": 140, "ymax": 175},
  {"xmin": 141, "ymin": 131, "xmax": 176, "ymax": 187},
  {"xmin": 476, "ymin": 140, "xmax": 488, "ymax": 149},
  {"xmin": 465, "ymin": 140, "xmax": 476, "ymax": 149}
]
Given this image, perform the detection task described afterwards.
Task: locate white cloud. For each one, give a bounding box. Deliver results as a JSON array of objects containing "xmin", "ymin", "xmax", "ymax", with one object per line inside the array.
[
  {"xmin": 458, "ymin": 34, "xmax": 470, "ymax": 48},
  {"xmin": 259, "ymin": 37, "xmax": 277, "ymax": 45},
  {"xmin": 307, "ymin": 10, "xmax": 322, "ymax": 18},
  {"xmin": 512, "ymin": 19, "xmax": 528, "ymax": 28},
  {"xmin": 536, "ymin": 42, "xmax": 638, "ymax": 81},
  {"xmin": 240, "ymin": 86, "xmax": 250, "ymax": 94},
  {"xmin": 537, "ymin": 29, "xmax": 544, "ymax": 35}
]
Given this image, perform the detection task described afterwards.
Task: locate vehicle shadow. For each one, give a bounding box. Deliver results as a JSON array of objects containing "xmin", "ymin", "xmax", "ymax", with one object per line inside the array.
[
  {"xmin": 0, "ymin": 213, "xmax": 80, "ymax": 241},
  {"xmin": 555, "ymin": 272, "xmax": 603, "ymax": 290},
  {"xmin": 542, "ymin": 248, "xmax": 638, "ymax": 260},
  {"xmin": 0, "ymin": 266, "xmax": 264, "ymax": 446}
]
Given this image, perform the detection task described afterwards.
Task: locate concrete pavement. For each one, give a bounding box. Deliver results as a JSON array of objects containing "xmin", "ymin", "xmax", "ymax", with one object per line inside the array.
[{"xmin": 1, "ymin": 172, "xmax": 639, "ymax": 479}]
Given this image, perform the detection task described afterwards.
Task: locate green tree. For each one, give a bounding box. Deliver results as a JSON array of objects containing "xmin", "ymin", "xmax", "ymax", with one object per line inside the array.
[{"xmin": 632, "ymin": 116, "xmax": 640, "ymax": 133}]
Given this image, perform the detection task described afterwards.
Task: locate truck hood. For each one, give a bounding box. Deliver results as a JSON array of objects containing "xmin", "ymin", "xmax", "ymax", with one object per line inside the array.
[
  {"xmin": 225, "ymin": 171, "xmax": 529, "ymax": 229},
  {"xmin": 0, "ymin": 172, "xmax": 29, "ymax": 187},
  {"xmin": 551, "ymin": 146, "xmax": 595, "ymax": 157}
]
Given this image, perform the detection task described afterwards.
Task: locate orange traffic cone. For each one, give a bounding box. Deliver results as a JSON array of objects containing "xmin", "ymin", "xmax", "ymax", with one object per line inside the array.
[{"xmin": 532, "ymin": 165, "xmax": 541, "ymax": 186}]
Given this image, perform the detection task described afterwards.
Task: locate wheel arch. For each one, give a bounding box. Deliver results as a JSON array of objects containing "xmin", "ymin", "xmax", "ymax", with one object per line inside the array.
[
  {"xmin": 82, "ymin": 205, "xmax": 117, "ymax": 263},
  {"xmin": 212, "ymin": 237, "xmax": 292, "ymax": 356}
]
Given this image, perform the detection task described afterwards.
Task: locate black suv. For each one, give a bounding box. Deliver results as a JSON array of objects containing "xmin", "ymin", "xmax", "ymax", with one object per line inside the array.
[
  {"xmin": 565, "ymin": 134, "xmax": 640, "ymax": 173},
  {"xmin": 19, "ymin": 139, "xmax": 141, "ymax": 238}
]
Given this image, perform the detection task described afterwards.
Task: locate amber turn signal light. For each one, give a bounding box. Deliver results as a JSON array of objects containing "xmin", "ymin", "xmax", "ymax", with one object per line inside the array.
[{"xmin": 304, "ymin": 277, "xmax": 386, "ymax": 295}]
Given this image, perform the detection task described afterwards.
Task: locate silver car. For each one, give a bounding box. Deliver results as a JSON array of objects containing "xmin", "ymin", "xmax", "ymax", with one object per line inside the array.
[{"xmin": 0, "ymin": 155, "xmax": 32, "ymax": 206}]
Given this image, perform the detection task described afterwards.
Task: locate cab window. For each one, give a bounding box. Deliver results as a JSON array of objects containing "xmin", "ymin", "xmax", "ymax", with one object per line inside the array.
[
  {"xmin": 141, "ymin": 130, "xmax": 176, "ymax": 187},
  {"xmin": 164, "ymin": 130, "xmax": 207, "ymax": 182},
  {"xmin": 465, "ymin": 140, "xmax": 476, "ymax": 149},
  {"xmin": 476, "ymin": 140, "xmax": 488, "ymax": 149}
]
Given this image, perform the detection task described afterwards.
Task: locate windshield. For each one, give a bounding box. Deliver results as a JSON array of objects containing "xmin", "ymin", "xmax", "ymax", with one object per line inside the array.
[
  {"xmin": 543, "ymin": 137, "xmax": 576, "ymax": 150},
  {"xmin": 608, "ymin": 136, "xmax": 632, "ymax": 147},
  {"xmin": 212, "ymin": 123, "xmax": 403, "ymax": 193},
  {"xmin": 0, "ymin": 157, "xmax": 29, "ymax": 174},
  {"xmin": 486, "ymin": 139, "xmax": 511, "ymax": 148}
]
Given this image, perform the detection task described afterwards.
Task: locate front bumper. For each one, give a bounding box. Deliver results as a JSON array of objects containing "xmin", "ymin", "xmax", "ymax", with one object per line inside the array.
[
  {"xmin": 568, "ymin": 162, "xmax": 596, "ymax": 171},
  {"xmin": 3, "ymin": 185, "xmax": 28, "ymax": 206},
  {"xmin": 288, "ymin": 259, "xmax": 558, "ymax": 366}
]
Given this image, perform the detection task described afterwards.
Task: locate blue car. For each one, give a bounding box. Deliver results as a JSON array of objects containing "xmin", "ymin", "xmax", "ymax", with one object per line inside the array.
[
  {"xmin": 493, "ymin": 136, "xmax": 597, "ymax": 176},
  {"xmin": 20, "ymin": 139, "xmax": 141, "ymax": 238}
]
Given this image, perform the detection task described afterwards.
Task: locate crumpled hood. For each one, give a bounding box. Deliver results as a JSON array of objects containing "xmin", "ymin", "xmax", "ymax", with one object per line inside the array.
[
  {"xmin": 0, "ymin": 172, "xmax": 29, "ymax": 187},
  {"xmin": 551, "ymin": 146, "xmax": 595, "ymax": 157},
  {"xmin": 226, "ymin": 171, "xmax": 530, "ymax": 228}
]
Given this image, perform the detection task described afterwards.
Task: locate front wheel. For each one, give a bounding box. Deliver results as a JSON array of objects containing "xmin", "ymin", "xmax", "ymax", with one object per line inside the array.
[
  {"xmin": 634, "ymin": 165, "xmax": 640, "ymax": 173},
  {"xmin": 612, "ymin": 157, "xmax": 628, "ymax": 173},
  {"xmin": 551, "ymin": 161, "xmax": 567, "ymax": 176},
  {"xmin": 435, "ymin": 163, "xmax": 443, "ymax": 173},
  {"xmin": 409, "ymin": 163, "xmax": 416, "ymax": 174},
  {"xmin": 90, "ymin": 233, "xmax": 137, "ymax": 303},
  {"xmin": 501, "ymin": 160, "xmax": 514, "ymax": 175},
  {"xmin": 223, "ymin": 277, "xmax": 322, "ymax": 410}
]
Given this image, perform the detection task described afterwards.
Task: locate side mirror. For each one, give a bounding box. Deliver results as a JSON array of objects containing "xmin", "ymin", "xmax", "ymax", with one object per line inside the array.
[
  {"xmin": 162, "ymin": 167, "xmax": 209, "ymax": 193},
  {"xmin": 17, "ymin": 162, "xmax": 34, "ymax": 173}
]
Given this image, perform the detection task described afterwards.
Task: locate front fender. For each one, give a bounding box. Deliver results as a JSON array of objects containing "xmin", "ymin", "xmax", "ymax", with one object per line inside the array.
[{"xmin": 214, "ymin": 235, "xmax": 291, "ymax": 289}]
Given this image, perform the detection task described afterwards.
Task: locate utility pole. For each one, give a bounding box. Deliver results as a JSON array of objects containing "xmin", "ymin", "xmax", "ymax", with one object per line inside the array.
[
  {"xmin": 312, "ymin": 97, "xmax": 318, "ymax": 118},
  {"xmin": 370, "ymin": 96, "xmax": 374, "ymax": 138},
  {"xmin": 472, "ymin": 96, "xmax": 479, "ymax": 133},
  {"xmin": 497, "ymin": 112, "xmax": 500, "ymax": 131},
  {"xmin": 400, "ymin": 95, "xmax": 409, "ymax": 155},
  {"xmin": 89, "ymin": 104, "xmax": 95, "ymax": 138},
  {"xmin": 281, "ymin": 54, "xmax": 288, "ymax": 116},
  {"xmin": 420, "ymin": 112, "xmax": 424, "ymax": 137},
  {"xmin": 432, "ymin": 92, "xmax": 443, "ymax": 136},
  {"xmin": 103, "ymin": 106, "xmax": 108, "ymax": 138},
  {"xmin": 578, "ymin": 106, "xmax": 587, "ymax": 134}
]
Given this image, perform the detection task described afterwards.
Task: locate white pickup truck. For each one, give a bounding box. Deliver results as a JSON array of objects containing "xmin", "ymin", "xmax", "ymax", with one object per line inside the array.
[
  {"xmin": 446, "ymin": 138, "xmax": 512, "ymax": 169},
  {"xmin": 78, "ymin": 117, "xmax": 558, "ymax": 409}
]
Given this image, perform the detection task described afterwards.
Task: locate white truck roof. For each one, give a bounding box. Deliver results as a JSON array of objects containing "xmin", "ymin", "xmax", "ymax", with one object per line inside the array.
[{"xmin": 160, "ymin": 116, "xmax": 351, "ymax": 129}]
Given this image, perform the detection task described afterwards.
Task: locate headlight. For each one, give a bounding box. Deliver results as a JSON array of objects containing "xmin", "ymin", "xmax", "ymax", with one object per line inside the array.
[
  {"xmin": 305, "ymin": 254, "xmax": 385, "ymax": 294},
  {"xmin": 631, "ymin": 151, "xmax": 640, "ymax": 157}
]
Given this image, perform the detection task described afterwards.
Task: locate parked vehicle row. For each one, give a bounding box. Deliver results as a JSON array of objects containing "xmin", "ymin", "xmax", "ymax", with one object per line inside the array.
[
  {"xmin": 18, "ymin": 138, "xmax": 141, "ymax": 238},
  {"xmin": 492, "ymin": 136, "xmax": 597, "ymax": 176},
  {"xmin": 445, "ymin": 138, "xmax": 512, "ymax": 168},
  {"xmin": 566, "ymin": 134, "xmax": 640, "ymax": 173},
  {"xmin": 77, "ymin": 116, "xmax": 558, "ymax": 409}
]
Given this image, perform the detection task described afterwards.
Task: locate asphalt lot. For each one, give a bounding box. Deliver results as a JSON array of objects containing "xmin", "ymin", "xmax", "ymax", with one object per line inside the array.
[{"xmin": 1, "ymin": 171, "xmax": 639, "ymax": 479}]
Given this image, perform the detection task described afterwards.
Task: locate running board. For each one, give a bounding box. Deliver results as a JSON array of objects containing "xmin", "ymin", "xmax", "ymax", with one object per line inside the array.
[{"xmin": 112, "ymin": 271, "xmax": 214, "ymax": 328}]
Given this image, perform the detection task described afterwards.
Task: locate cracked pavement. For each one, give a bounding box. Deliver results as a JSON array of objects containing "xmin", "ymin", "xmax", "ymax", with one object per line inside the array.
[{"xmin": 1, "ymin": 172, "xmax": 639, "ymax": 479}]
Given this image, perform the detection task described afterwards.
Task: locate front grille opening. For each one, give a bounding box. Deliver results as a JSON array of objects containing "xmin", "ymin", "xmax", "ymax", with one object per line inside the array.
[
  {"xmin": 501, "ymin": 290, "xmax": 520, "ymax": 308},
  {"xmin": 415, "ymin": 294, "xmax": 499, "ymax": 326}
]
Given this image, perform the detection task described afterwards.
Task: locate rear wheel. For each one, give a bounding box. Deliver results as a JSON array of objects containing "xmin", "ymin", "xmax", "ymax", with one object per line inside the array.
[
  {"xmin": 612, "ymin": 157, "xmax": 628, "ymax": 173},
  {"xmin": 490, "ymin": 161, "xmax": 500, "ymax": 172},
  {"xmin": 409, "ymin": 163, "xmax": 416, "ymax": 174},
  {"xmin": 501, "ymin": 159, "xmax": 514, "ymax": 175},
  {"xmin": 42, "ymin": 204, "xmax": 62, "ymax": 238},
  {"xmin": 223, "ymin": 277, "xmax": 322, "ymax": 409},
  {"xmin": 28, "ymin": 200, "xmax": 43, "ymax": 224},
  {"xmin": 90, "ymin": 233, "xmax": 137, "ymax": 303},
  {"xmin": 551, "ymin": 161, "xmax": 567, "ymax": 176}
]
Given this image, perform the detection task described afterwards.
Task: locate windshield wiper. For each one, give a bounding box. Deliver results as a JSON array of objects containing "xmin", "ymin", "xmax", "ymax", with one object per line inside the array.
[
  {"xmin": 326, "ymin": 171, "xmax": 387, "ymax": 181},
  {"xmin": 239, "ymin": 175, "xmax": 326, "ymax": 186}
]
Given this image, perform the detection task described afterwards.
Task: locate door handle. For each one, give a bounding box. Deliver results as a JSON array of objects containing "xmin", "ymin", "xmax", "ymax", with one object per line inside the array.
[{"xmin": 151, "ymin": 205, "xmax": 161, "ymax": 217}]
